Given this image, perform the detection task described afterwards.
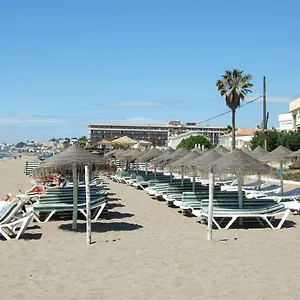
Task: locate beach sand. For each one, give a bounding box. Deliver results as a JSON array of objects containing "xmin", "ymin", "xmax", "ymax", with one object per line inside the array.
[{"xmin": 1, "ymin": 157, "xmax": 300, "ymax": 300}]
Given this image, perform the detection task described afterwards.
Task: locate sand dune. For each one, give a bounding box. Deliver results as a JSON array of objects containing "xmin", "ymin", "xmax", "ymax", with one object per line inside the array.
[{"xmin": 1, "ymin": 157, "xmax": 300, "ymax": 299}]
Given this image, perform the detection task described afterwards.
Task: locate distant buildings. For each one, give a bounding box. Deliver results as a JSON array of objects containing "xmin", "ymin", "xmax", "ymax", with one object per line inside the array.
[
  {"xmin": 88, "ymin": 121, "xmax": 228, "ymax": 147},
  {"xmin": 219, "ymin": 127, "xmax": 258, "ymax": 149},
  {"xmin": 278, "ymin": 98, "xmax": 300, "ymax": 131}
]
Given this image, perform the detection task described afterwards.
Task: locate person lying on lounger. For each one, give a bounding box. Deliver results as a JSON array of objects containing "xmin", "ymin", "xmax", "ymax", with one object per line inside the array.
[
  {"xmin": 0, "ymin": 193, "xmax": 13, "ymax": 217},
  {"xmin": 19, "ymin": 177, "xmax": 66, "ymax": 194}
]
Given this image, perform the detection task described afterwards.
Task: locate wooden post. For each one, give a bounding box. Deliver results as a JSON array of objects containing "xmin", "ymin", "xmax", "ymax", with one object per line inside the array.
[
  {"xmin": 181, "ymin": 165, "xmax": 184, "ymax": 187},
  {"xmin": 85, "ymin": 165, "xmax": 92, "ymax": 245},
  {"xmin": 72, "ymin": 163, "xmax": 78, "ymax": 230},
  {"xmin": 238, "ymin": 176, "xmax": 243, "ymax": 226},
  {"xmin": 258, "ymin": 174, "xmax": 262, "ymax": 191},
  {"xmin": 192, "ymin": 167, "xmax": 196, "ymax": 192},
  {"xmin": 280, "ymin": 160, "xmax": 284, "ymax": 195},
  {"xmin": 207, "ymin": 167, "xmax": 214, "ymax": 241}
]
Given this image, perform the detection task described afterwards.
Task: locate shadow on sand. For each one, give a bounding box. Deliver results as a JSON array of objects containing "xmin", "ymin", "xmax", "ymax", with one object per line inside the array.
[
  {"xmin": 107, "ymin": 203, "xmax": 125, "ymax": 209},
  {"xmin": 106, "ymin": 211, "xmax": 134, "ymax": 220},
  {"xmin": 0, "ymin": 233, "xmax": 43, "ymax": 241},
  {"xmin": 59, "ymin": 221, "xmax": 143, "ymax": 233},
  {"xmin": 108, "ymin": 197, "xmax": 120, "ymax": 201}
]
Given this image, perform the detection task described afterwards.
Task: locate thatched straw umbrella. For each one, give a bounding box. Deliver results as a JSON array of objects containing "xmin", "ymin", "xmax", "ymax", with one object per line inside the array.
[
  {"xmin": 32, "ymin": 145, "xmax": 111, "ymax": 244},
  {"xmin": 169, "ymin": 149, "xmax": 201, "ymax": 168},
  {"xmin": 104, "ymin": 148, "xmax": 119, "ymax": 158},
  {"xmin": 118, "ymin": 149, "xmax": 140, "ymax": 161},
  {"xmin": 214, "ymin": 145, "xmax": 230, "ymax": 156},
  {"xmin": 240, "ymin": 146, "xmax": 251, "ymax": 155},
  {"xmin": 150, "ymin": 148, "xmax": 174, "ymax": 165},
  {"xmin": 288, "ymin": 149, "xmax": 300, "ymax": 169},
  {"xmin": 249, "ymin": 146, "xmax": 269, "ymax": 160},
  {"xmin": 118, "ymin": 149, "xmax": 142, "ymax": 171},
  {"xmin": 157, "ymin": 148, "xmax": 190, "ymax": 167},
  {"xmin": 137, "ymin": 148, "xmax": 162, "ymax": 176},
  {"xmin": 137, "ymin": 148, "xmax": 162, "ymax": 162},
  {"xmin": 193, "ymin": 147, "xmax": 204, "ymax": 155},
  {"xmin": 206, "ymin": 149, "xmax": 275, "ymax": 240},
  {"xmin": 186, "ymin": 150, "xmax": 222, "ymax": 191},
  {"xmin": 168, "ymin": 149, "xmax": 202, "ymax": 188},
  {"xmin": 115, "ymin": 148, "xmax": 132, "ymax": 159},
  {"xmin": 261, "ymin": 145, "xmax": 293, "ymax": 193},
  {"xmin": 129, "ymin": 148, "xmax": 149, "ymax": 162},
  {"xmin": 156, "ymin": 148, "xmax": 190, "ymax": 183},
  {"xmin": 288, "ymin": 148, "xmax": 300, "ymax": 158}
]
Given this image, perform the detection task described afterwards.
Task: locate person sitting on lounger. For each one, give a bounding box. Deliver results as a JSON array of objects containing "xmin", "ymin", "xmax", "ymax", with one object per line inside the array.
[{"xmin": 0, "ymin": 193, "xmax": 13, "ymax": 201}]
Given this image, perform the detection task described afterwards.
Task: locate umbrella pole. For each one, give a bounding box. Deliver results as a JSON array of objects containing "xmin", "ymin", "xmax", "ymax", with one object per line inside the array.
[
  {"xmin": 238, "ymin": 176, "xmax": 243, "ymax": 227},
  {"xmin": 170, "ymin": 167, "xmax": 173, "ymax": 183},
  {"xmin": 154, "ymin": 164, "xmax": 157, "ymax": 179},
  {"xmin": 145, "ymin": 163, "xmax": 148, "ymax": 175},
  {"xmin": 136, "ymin": 161, "xmax": 138, "ymax": 174},
  {"xmin": 280, "ymin": 160, "xmax": 284, "ymax": 195},
  {"xmin": 192, "ymin": 167, "xmax": 196, "ymax": 192},
  {"xmin": 258, "ymin": 174, "xmax": 262, "ymax": 190},
  {"xmin": 181, "ymin": 165, "xmax": 184, "ymax": 187},
  {"xmin": 72, "ymin": 163, "xmax": 78, "ymax": 230},
  {"xmin": 85, "ymin": 165, "xmax": 92, "ymax": 245},
  {"xmin": 207, "ymin": 167, "xmax": 214, "ymax": 241}
]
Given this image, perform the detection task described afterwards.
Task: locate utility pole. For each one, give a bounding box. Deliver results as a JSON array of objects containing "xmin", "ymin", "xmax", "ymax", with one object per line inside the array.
[
  {"xmin": 148, "ymin": 124, "xmax": 151, "ymax": 145},
  {"xmin": 263, "ymin": 76, "xmax": 267, "ymax": 151}
]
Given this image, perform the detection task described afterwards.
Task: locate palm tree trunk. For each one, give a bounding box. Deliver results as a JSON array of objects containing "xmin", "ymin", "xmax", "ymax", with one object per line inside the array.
[{"xmin": 231, "ymin": 108, "xmax": 236, "ymax": 150}]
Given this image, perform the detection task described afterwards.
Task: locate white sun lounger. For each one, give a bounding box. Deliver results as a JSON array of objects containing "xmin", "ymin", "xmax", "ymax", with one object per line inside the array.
[{"xmin": 201, "ymin": 204, "xmax": 289, "ymax": 230}]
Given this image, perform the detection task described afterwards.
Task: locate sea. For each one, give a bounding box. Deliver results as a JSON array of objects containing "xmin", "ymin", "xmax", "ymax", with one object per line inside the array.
[{"xmin": 0, "ymin": 153, "xmax": 12, "ymax": 159}]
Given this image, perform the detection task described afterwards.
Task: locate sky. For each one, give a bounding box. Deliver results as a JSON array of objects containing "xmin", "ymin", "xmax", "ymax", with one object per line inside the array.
[{"xmin": 0, "ymin": 0, "xmax": 299, "ymax": 143}]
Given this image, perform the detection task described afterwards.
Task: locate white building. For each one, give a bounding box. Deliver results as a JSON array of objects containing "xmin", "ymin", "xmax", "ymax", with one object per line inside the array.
[
  {"xmin": 278, "ymin": 113, "xmax": 293, "ymax": 131},
  {"xmin": 289, "ymin": 98, "xmax": 300, "ymax": 130},
  {"xmin": 167, "ymin": 131, "xmax": 210, "ymax": 149},
  {"xmin": 219, "ymin": 128, "xmax": 257, "ymax": 150}
]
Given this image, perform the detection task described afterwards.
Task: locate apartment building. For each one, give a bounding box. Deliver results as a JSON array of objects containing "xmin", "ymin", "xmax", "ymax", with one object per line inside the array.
[{"xmin": 88, "ymin": 121, "xmax": 228, "ymax": 147}]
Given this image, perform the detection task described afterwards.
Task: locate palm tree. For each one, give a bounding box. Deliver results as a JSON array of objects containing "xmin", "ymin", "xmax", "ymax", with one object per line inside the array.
[{"xmin": 216, "ymin": 69, "xmax": 253, "ymax": 150}]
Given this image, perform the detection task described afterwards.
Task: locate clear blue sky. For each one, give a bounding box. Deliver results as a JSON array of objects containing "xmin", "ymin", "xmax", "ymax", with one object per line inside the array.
[{"xmin": 0, "ymin": 0, "xmax": 299, "ymax": 143}]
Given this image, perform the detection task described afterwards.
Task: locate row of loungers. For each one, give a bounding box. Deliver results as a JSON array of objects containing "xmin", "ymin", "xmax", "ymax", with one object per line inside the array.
[
  {"xmin": 20, "ymin": 181, "xmax": 108, "ymax": 223},
  {"xmin": 110, "ymin": 170, "xmax": 290, "ymax": 229}
]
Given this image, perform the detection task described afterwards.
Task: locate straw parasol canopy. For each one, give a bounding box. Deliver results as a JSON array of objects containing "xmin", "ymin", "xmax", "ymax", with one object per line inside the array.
[
  {"xmin": 240, "ymin": 146, "xmax": 251, "ymax": 155},
  {"xmin": 128, "ymin": 148, "xmax": 149, "ymax": 162},
  {"xmin": 168, "ymin": 149, "xmax": 201, "ymax": 168},
  {"xmin": 193, "ymin": 147, "xmax": 204, "ymax": 155},
  {"xmin": 214, "ymin": 145, "xmax": 230, "ymax": 156},
  {"xmin": 249, "ymin": 146, "xmax": 269, "ymax": 160},
  {"xmin": 114, "ymin": 148, "xmax": 132, "ymax": 159},
  {"xmin": 150, "ymin": 148, "xmax": 174, "ymax": 164},
  {"xmin": 104, "ymin": 148, "xmax": 119, "ymax": 157},
  {"xmin": 137, "ymin": 148, "xmax": 162, "ymax": 163},
  {"xmin": 288, "ymin": 148, "xmax": 300, "ymax": 158},
  {"xmin": 111, "ymin": 136, "xmax": 137, "ymax": 145},
  {"xmin": 157, "ymin": 148, "xmax": 190, "ymax": 166},
  {"xmin": 186, "ymin": 149, "xmax": 222, "ymax": 169},
  {"xmin": 290, "ymin": 160, "xmax": 300, "ymax": 169},
  {"xmin": 261, "ymin": 145, "xmax": 292, "ymax": 162},
  {"xmin": 118, "ymin": 149, "xmax": 141, "ymax": 161},
  {"xmin": 210, "ymin": 149, "xmax": 275, "ymax": 176},
  {"xmin": 32, "ymin": 145, "xmax": 111, "ymax": 178}
]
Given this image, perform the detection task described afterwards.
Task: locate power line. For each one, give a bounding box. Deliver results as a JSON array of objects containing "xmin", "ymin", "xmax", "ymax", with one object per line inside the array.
[{"xmin": 196, "ymin": 95, "xmax": 263, "ymax": 125}]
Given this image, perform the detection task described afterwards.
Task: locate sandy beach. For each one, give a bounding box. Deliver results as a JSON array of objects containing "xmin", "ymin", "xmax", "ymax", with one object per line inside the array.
[{"xmin": 1, "ymin": 157, "xmax": 300, "ymax": 300}]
